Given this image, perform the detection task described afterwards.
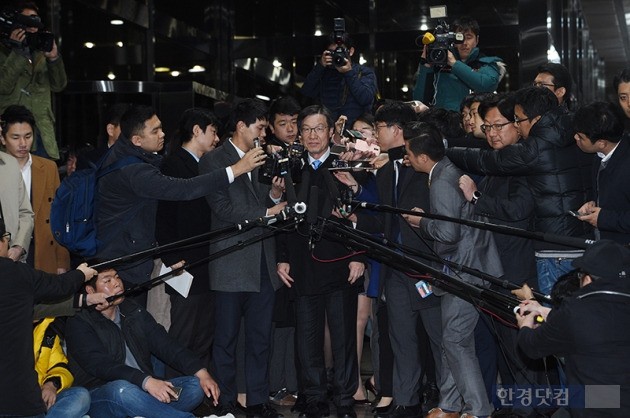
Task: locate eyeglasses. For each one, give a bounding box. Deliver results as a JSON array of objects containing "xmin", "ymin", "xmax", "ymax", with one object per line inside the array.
[
  {"xmin": 301, "ymin": 125, "xmax": 328, "ymax": 135},
  {"xmin": 577, "ymin": 271, "xmax": 587, "ymax": 280},
  {"xmin": 480, "ymin": 121, "xmax": 513, "ymax": 133},
  {"xmin": 514, "ymin": 116, "xmax": 532, "ymax": 125},
  {"xmin": 1, "ymin": 232, "xmax": 10, "ymax": 242},
  {"xmin": 532, "ymin": 81, "xmax": 555, "ymax": 88}
]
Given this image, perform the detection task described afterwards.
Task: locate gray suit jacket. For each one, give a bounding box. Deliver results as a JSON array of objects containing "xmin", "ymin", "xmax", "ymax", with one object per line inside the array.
[
  {"xmin": 420, "ymin": 157, "xmax": 503, "ymax": 293},
  {"xmin": 199, "ymin": 141, "xmax": 281, "ymax": 292},
  {"xmin": 0, "ymin": 151, "xmax": 33, "ymax": 255}
]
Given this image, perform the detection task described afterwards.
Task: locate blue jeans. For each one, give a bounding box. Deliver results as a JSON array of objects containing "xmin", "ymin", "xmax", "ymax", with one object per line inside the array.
[
  {"xmin": 536, "ymin": 256, "xmax": 576, "ymax": 296},
  {"xmin": 47, "ymin": 387, "xmax": 91, "ymax": 418},
  {"xmin": 88, "ymin": 376, "xmax": 203, "ymax": 418}
]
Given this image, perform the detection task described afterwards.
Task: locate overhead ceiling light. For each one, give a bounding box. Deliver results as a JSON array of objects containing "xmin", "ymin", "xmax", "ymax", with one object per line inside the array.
[
  {"xmin": 359, "ymin": 54, "xmax": 367, "ymax": 65},
  {"xmin": 110, "ymin": 19, "xmax": 124, "ymax": 25},
  {"xmin": 107, "ymin": 71, "xmax": 116, "ymax": 80},
  {"xmin": 420, "ymin": 24, "xmax": 428, "ymax": 31},
  {"xmin": 314, "ymin": 30, "xmax": 322, "ymax": 36},
  {"xmin": 401, "ymin": 85, "xmax": 409, "ymax": 93},
  {"xmin": 255, "ymin": 94, "xmax": 270, "ymax": 101},
  {"xmin": 188, "ymin": 65, "xmax": 205, "ymax": 73},
  {"xmin": 272, "ymin": 59, "xmax": 282, "ymax": 68},
  {"xmin": 116, "ymin": 41, "xmax": 123, "ymax": 47},
  {"xmin": 155, "ymin": 67, "xmax": 171, "ymax": 73},
  {"xmin": 84, "ymin": 42, "xmax": 95, "ymax": 49},
  {"xmin": 170, "ymin": 70, "xmax": 181, "ymax": 77}
]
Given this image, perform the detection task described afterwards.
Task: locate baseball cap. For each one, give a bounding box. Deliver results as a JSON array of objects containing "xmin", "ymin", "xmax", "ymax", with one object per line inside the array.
[{"xmin": 572, "ymin": 239, "xmax": 630, "ymax": 279}]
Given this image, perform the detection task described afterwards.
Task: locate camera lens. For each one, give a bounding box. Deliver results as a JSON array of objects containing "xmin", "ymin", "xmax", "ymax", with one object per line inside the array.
[
  {"xmin": 333, "ymin": 55, "xmax": 346, "ymax": 66},
  {"xmin": 429, "ymin": 48, "xmax": 446, "ymax": 63}
]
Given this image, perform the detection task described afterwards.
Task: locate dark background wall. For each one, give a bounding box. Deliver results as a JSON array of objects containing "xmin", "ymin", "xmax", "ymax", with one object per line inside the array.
[{"xmin": 19, "ymin": 0, "xmax": 619, "ymax": 153}]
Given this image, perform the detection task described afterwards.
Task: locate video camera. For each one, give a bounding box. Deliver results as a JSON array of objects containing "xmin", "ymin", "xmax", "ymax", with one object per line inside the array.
[
  {"xmin": 259, "ymin": 140, "xmax": 306, "ymax": 184},
  {"xmin": 420, "ymin": 6, "xmax": 463, "ymax": 67},
  {"xmin": 0, "ymin": 8, "xmax": 55, "ymax": 52},
  {"xmin": 326, "ymin": 17, "xmax": 349, "ymax": 67}
]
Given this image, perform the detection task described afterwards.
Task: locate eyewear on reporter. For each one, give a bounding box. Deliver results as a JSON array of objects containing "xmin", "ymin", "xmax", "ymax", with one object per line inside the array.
[
  {"xmin": 480, "ymin": 121, "xmax": 513, "ymax": 133},
  {"xmin": 514, "ymin": 116, "xmax": 532, "ymax": 125},
  {"xmin": 532, "ymin": 81, "xmax": 555, "ymax": 88}
]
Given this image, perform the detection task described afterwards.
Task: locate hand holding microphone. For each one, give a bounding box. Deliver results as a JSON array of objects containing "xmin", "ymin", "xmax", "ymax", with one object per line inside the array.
[{"xmin": 514, "ymin": 299, "xmax": 549, "ymax": 328}]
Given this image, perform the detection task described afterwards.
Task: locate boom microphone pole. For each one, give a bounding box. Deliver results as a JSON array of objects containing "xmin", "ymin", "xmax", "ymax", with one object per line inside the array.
[
  {"xmin": 352, "ymin": 200, "xmax": 595, "ymax": 250},
  {"xmin": 345, "ymin": 226, "xmax": 550, "ymax": 303},
  {"xmin": 91, "ymin": 202, "xmax": 306, "ymax": 271},
  {"xmin": 107, "ymin": 220, "xmax": 301, "ymax": 302},
  {"xmin": 320, "ymin": 218, "xmax": 525, "ymax": 324}
]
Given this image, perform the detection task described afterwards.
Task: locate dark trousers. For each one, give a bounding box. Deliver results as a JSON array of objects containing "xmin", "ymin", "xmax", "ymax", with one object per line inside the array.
[
  {"xmin": 165, "ymin": 291, "xmax": 215, "ymax": 379},
  {"xmin": 375, "ymin": 299, "xmax": 393, "ymax": 397},
  {"xmin": 269, "ymin": 325, "xmax": 298, "ymax": 392},
  {"xmin": 475, "ymin": 315, "xmax": 498, "ymax": 403},
  {"xmin": 212, "ymin": 276, "xmax": 275, "ymax": 406},
  {"xmin": 296, "ymin": 287, "xmax": 359, "ymax": 408}
]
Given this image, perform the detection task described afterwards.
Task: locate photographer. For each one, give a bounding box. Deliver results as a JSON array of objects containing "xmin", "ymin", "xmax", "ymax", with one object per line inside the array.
[
  {"xmin": 0, "ymin": 1, "xmax": 67, "ymax": 160},
  {"xmin": 301, "ymin": 23, "xmax": 378, "ymax": 127},
  {"xmin": 412, "ymin": 16, "xmax": 503, "ymax": 112}
]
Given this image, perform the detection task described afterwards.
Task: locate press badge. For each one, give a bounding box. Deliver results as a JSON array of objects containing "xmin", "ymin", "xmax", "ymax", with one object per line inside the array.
[{"xmin": 415, "ymin": 280, "xmax": 433, "ymax": 298}]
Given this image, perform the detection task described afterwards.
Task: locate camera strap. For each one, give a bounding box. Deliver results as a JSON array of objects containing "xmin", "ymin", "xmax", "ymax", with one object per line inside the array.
[
  {"xmin": 339, "ymin": 69, "xmax": 358, "ymax": 107},
  {"xmin": 340, "ymin": 67, "xmax": 381, "ymax": 108}
]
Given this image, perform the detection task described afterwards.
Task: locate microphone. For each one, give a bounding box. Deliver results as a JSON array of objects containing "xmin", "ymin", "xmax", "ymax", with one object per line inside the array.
[
  {"xmin": 422, "ymin": 32, "xmax": 435, "ymax": 45},
  {"xmin": 513, "ymin": 306, "xmax": 545, "ymax": 324},
  {"xmin": 256, "ymin": 202, "xmax": 307, "ymax": 226}
]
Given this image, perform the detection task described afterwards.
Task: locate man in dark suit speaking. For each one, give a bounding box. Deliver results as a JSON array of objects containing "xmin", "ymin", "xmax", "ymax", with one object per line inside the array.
[
  {"xmin": 276, "ymin": 105, "xmax": 365, "ymax": 418},
  {"xmin": 199, "ymin": 98, "xmax": 286, "ymax": 418}
]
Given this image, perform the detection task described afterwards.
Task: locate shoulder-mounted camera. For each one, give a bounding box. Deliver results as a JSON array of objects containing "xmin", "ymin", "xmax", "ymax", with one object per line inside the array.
[
  {"xmin": 0, "ymin": 8, "xmax": 55, "ymax": 52},
  {"xmin": 418, "ymin": 5, "xmax": 464, "ymax": 68}
]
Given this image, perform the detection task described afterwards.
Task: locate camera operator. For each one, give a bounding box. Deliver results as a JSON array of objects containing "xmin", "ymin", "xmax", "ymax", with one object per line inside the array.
[
  {"xmin": 0, "ymin": 1, "xmax": 67, "ymax": 160},
  {"xmin": 301, "ymin": 24, "xmax": 378, "ymax": 127},
  {"xmin": 412, "ymin": 16, "xmax": 504, "ymax": 112}
]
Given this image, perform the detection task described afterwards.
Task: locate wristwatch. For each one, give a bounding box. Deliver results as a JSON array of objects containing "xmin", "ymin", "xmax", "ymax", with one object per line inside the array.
[{"xmin": 470, "ymin": 190, "xmax": 482, "ymax": 205}]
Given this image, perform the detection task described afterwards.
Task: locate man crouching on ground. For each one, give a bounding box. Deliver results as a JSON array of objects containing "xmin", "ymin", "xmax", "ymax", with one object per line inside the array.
[{"xmin": 65, "ymin": 264, "xmax": 219, "ymax": 418}]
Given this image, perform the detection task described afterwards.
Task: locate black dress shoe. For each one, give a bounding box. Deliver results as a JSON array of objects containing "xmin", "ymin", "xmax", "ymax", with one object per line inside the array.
[
  {"xmin": 373, "ymin": 403, "xmax": 394, "ymax": 417},
  {"xmin": 303, "ymin": 401, "xmax": 330, "ymax": 418},
  {"xmin": 246, "ymin": 403, "xmax": 284, "ymax": 418},
  {"xmin": 293, "ymin": 393, "xmax": 308, "ymax": 414},
  {"xmin": 388, "ymin": 404, "xmax": 421, "ymax": 418},
  {"xmin": 216, "ymin": 401, "xmax": 239, "ymax": 416},
  {"xmin": 336, "ymin": 405, "xmax": 357, "ymax": 418}
]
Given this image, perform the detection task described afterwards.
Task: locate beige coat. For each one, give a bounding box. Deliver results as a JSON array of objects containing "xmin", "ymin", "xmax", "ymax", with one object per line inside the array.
[{"xmin": 31, "ymin": 155, "xmax": 70, "ymax": 272}]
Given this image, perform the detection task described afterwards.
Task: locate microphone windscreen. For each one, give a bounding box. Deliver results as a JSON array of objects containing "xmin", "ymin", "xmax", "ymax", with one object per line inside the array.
[{"xmin": 422, "ymin": 32, "xmax": 435, "ymax": 45}]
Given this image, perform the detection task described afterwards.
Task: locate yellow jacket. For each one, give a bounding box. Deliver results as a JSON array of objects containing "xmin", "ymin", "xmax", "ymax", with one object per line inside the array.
[{"xmin": 33, "ymin": 318, "xmax": 73, "ymax": 392}]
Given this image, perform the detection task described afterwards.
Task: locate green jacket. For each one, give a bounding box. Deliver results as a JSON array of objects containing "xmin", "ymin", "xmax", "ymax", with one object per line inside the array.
[
  {"xmin": 413, "ymin": 47, "xmax": 502, "ymax": 111},
  {"xmin": 0, "ymin": 44, "xmax": 67, "ymax": 159}
]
